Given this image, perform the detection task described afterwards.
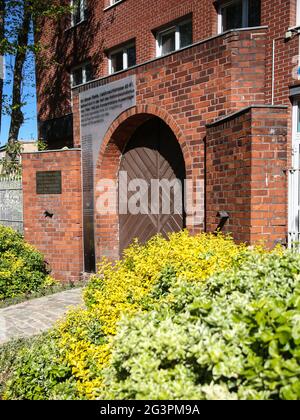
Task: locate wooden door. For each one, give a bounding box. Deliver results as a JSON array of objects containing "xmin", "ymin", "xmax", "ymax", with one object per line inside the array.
[{"xmin": 119, "ymin": 117, "xmax": 185, "ymax": 253}]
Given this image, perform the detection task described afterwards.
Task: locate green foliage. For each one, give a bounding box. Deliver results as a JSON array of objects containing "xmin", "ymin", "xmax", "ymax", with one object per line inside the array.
[
  {"xmin": 3, "ymin": 232, "xmax": 300, "ymax": 400},
  {"xmin": 3, "ymin": 232, "xmax": 244, "ymax": 399},
  {"xmin": 0, "ymin": 141, "xmax": 23, "ymax": 175},
  {"xmin": 103, "ymin": 251, "xmax": 300, "ymax": 400},
  {"xmin": 2, "ymin": 333, "xmax": 80, "ymax": 400},
  {"xmin": 0, "ymin": 338, "xmax": 30, "ymax": 396},
  {"xmin": 0, "ymin": 1, "xmax": 71, "ymax": 152},
  {"xmin": 37, "ymin": 138, "xmax": 47, "ymax": 151},
  {"xmin": 0, "ymin": 225, "xmax": 56, "ymax": 300}
]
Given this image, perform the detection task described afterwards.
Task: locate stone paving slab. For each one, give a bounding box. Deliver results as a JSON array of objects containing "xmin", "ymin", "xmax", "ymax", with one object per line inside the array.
[{"xmin": 0, "ymin": 288, "xmax": 84, "ymax": 345}]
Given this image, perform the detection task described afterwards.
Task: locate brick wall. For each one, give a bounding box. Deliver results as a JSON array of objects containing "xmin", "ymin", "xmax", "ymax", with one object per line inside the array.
[
  {"xmin": 206, "ymin": 105, "xmax": 288, "ymax": 247},
  {"xmin": 36, "ymin": 0, "xmax": 215, "ymax": 125},
  {"xmin": 36, "ymin": 1, "xmax": 300, "ymax": 152},
  {"xmin": 22, "ymin": 150, "xmax": 83, "ymax": 282},
  {"xmin": 29, "ymin": 1, "xmax": 300, "ymax": 271},
  {"xmin": 74, "ymin": 27, "xmax": 267, "ymax": 149},
  {"xmin": 37, "ymin": 1, "xmax": 299, "ymax": 124},
  {"xmin": 72, "ymin": 28, "xmax": 266, "ymax": 260},
  {"xmin": 259, "ymin": 0, "xmax": 299, "ymax": 171},
  {"xmin": 261, "ymin": 0, "xmax": 298, "ymax": 105}
]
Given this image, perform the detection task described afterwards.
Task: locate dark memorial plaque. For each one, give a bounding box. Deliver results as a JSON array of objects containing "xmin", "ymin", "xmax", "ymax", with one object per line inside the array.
[
  {"xmin": 82, "ymin": 134, "xmax": 96, "ymax": 273},
  {"xmin": 36, "ymin": 171, "xmax": 62, "ymax": 195},
  {"xmin": 79, "ymin": 76, "xmax": 136, "ymax": 273}
]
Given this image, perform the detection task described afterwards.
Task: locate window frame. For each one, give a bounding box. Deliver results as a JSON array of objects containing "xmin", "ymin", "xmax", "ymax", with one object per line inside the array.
[
  {"xmin": 288, "ymin": 98, "xmax": 300, "ymax": 246},
  {"xmin": 297, "ymin": 0, "xmax": 300, "ymax": 26},
  {"xmin": 108, "ymin": 42, "xmax": 136, "ymax": 75},
  {"xmin": 71, "ymin": 62, "xmax": 93, "ymax": 87},
  {"xmin": 156, "ymin": 18, "xmax": 193, "ymax": 57},
  {"xmin": 71, "ymin": 0, "xmax": 87, "ymax": 27},
  {"xmin": 218, "ymin": 0, "xmax": 260, "ymax": 33}
]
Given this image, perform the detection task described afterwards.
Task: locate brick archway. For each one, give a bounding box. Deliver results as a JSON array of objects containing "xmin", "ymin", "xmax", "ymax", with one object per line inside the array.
[{"xmin": 94, "ymin": 105, "xmax": 193, "ymax": 261}]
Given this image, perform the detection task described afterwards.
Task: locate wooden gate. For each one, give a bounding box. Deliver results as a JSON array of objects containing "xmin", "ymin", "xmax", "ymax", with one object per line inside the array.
[{"xmin": 119, "ymin": 117, "xmax": 186, "ymax": 253}]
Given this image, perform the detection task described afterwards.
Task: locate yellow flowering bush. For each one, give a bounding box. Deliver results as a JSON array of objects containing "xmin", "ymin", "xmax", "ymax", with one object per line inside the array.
[
  {"xmin": 56, "ymin": 231, "xmax": 247, "ymax": 398},
  {"xmin": 84, "ymin": 231, "xmax": 246, "ymax": 333},
  {"xmin": 3, "ymin": 231, "xmax": 253, "ymax": 399},
  {"xmin": 0, "ymin": 225, "xmax": 56, "ymax": 300}
]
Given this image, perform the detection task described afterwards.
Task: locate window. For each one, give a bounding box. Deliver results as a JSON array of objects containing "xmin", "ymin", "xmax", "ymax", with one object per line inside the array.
[
  {"xmin": 297, "ymin": 0, "xmax": 300, "ymax": 26},
  {"xmin": 218, "ymin": 0, "xmax": 261, "ymax": 33},
  {"xmin": 156, "ymin": 19, "xmax": 193, "ymax": 57},
  {"xmin": 71, "ymin": 0, "xmax": 87, "ymax": 26},
  {"xmin": 71, "ymin": 63, "xmax": 93, "ymax": 87},
  {"xmin": 109, "ymin": 43, "xmax": 136, "ymax": 74}
]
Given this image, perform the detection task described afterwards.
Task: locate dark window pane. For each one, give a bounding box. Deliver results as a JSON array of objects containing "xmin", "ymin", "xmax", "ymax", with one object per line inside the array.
[
  {"xmin": 84, "ymin": 6, "xmax": 89, "ymax": 20},
  {"xmin": 222, "ymin": 0, "xmax": 243, "ymax": 31},
  {"xmin": 127, "ymin": 46, "xmax": 136, "ymax": 68},
  {"xmin": 180, "ymin": 21, "xmax": 193, "ymax": 48},
  {"xmin": 85, "ymin": 63, "xmax": 93, "ymax": 82},
  {"xmin": 111, "ymin": 50, "xmax": 124, "ymax": 73},
  {"xmin": 248, "ymin": 0, "xmax": 261, "ymax": 27},
  {"xmin": 161, "ymin": 30, "xmax": 176, "ymax": 55},
  {"xmin": 72, "ymin": 68, "xmax": 83, "ymax": 86},
  {"xmin": 73, "ymin": 0, "xmax": 82, "ymax": 24}
]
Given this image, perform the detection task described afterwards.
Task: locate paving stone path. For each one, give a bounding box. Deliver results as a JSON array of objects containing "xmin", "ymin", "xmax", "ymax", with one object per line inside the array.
[{"xmin": 0, "ymin": 288, "xmax": 84, "ymax": 345}]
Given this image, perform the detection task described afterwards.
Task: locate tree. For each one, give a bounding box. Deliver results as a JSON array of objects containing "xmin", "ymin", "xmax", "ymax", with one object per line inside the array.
[
  {"xmin": 0, "ymin": 0, "xmax": 4, "ymax": 132},
  {"xmin": 0, "ymin": 0, "xmax": 71, "ymax": 174}
]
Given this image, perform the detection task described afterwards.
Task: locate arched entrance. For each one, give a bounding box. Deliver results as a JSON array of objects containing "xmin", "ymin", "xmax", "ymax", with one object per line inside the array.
[{"xmin": 119, "ymin": 117, "xmax": 186, "ymax": 253}]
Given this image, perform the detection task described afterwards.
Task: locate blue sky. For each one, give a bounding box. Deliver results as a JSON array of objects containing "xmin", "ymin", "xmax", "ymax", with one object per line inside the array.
[{"xmin": 0, "ymin": 54, "xmax": 37, "ymax": 147}]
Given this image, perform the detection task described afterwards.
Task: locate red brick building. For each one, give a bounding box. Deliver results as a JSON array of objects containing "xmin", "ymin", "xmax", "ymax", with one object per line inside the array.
[{"xmin": 22, "ymin": 0, "xmax": 300, "ymax": 281}]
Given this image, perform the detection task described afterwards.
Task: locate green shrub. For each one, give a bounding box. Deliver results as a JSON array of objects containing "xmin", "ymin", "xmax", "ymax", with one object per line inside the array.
[
  {"xmin": 4, "ymin": 232, "xmax": 299, "ymax": 400},
  {"xmin": 2, "ymin": 333, "xmax": 79, "ymax": 400},
  {"xmin": 0, "ymin": 338, "xmax": 31, "ymax": 396},
  {"xmin": 102, "ymin": 251, "xmax": 300, "ymax": 400},
  {"xmin": 0, "ymin": 225, "xmax": 56, "ymax": 300},
  {"xmin": 3, "ymin": 232, "xmax": 245, "ymax": 399}
]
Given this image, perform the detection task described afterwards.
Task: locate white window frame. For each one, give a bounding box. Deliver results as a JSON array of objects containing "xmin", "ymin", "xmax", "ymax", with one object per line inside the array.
[
  {"xmin": 288, "ymin": 99, "xmax": 300, "ymax": 247},
  {"xmin": 108, "ymin": 43, "xmax": 135, "ymax": 75},
  {"xmin": 110, "ymin": 0, "xmax": 122, "ymax": 5},
  {"xmin": 71, "ymin": 0, "xmax": 86, "ymax": 26},
  {"xmin": 71, "ymin": 62, "xmax": 92, "ymax": 87},
  {"xmin": 292, "ymin": 99, "xmax": 300, "ymax": 167},
  {"xmin": 218, "ymin": 0, "xmax": 250, "ymax": 33},
  {"xmin": 156, "ymin": 19, "xmax": 192, "ymax": 57}
]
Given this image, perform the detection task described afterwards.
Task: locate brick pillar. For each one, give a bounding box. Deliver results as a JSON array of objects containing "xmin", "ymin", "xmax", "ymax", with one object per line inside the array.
[
  {"xmin": 22, "ymin": 149, "xmax": 83, "ymax": 282},
  {"xmin": 206, "ymin": 105, "xmax": 288, "ymax": 247}
]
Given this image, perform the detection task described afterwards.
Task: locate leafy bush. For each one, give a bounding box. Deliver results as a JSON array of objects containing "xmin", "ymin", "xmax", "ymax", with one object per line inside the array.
[
  {"xmin": 0, "ymin": 338, "xmax": 30, "ymax": 396},
  {"xmin": 3, "ymin": 231, "xmax": 245, "ymax": 399},
  {"xmin": 102, "ymin": 251, "xmax": 300, "ymax": 400},
  {"xmin": 5, "ymin": 232, "xmax": 297, "ymax": 400},
  {"xmin": 0, "ymin": 225, "xmax": 55, "ymax": 300},
  {"xmin": 2, "ymin": 333, "xmax": 79, "ymax": 400}
]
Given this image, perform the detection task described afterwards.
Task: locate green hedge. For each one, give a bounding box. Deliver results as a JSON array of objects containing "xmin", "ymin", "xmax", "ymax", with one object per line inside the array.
[
  {"xmin": 0, "ymin": 225, "xmax": 55, "ymax": 300},
  {"xmin": 102, "ymin": 251, "xmax": 300, "ymax": 400},
  {"xmin": 1, "ymin": 232, "xmax": 300, "ymax": 400},
  {"xmin": 0, "ymin": 333, "xmax": 79, "ymax": 400}
]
